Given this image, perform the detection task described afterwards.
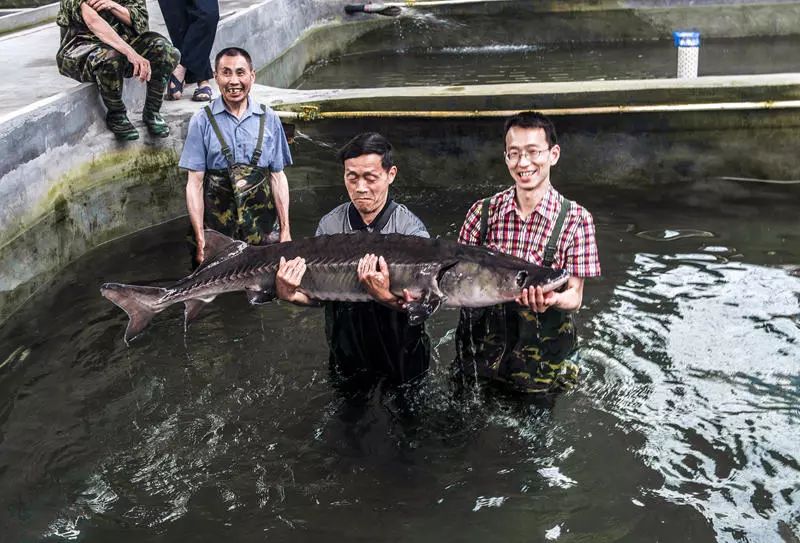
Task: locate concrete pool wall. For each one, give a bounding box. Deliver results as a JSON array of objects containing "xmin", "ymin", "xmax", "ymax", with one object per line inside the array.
[{"xmin": 1, "ymin": 0, "xmax": 800, "ymax": 324}]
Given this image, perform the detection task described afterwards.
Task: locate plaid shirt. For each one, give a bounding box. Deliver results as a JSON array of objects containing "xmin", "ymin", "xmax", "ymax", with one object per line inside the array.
[{"xmin": 458, "ymin": 186, "xmax": 601, "ymax": 278}]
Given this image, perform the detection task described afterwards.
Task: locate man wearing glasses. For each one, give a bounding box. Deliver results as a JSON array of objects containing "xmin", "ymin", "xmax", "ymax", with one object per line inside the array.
[{"xmin": 455, "ymin": 111, "xmax": 601, "ymax": 394}]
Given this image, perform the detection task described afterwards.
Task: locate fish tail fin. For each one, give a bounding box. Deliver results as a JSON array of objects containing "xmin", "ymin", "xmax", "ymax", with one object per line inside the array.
[{"xmin": 100, "ymin": 283, "xmax": 167, "ymax": 344}]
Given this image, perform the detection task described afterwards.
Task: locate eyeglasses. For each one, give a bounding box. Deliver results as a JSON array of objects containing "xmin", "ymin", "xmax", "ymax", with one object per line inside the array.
[{"xmin": 504, "ymin": 148, "xmax": 551, "ymax": 164}]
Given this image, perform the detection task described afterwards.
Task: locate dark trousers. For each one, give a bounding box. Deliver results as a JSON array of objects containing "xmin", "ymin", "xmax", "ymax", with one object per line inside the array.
[{"xmin": 157, "ymin": 0, "xmax": 219, "ymax": 84}]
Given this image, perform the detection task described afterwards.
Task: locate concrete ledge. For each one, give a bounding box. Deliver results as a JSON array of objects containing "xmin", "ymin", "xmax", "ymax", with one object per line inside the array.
[
  {"xmin": 263, "ymin": 73, "xmax": 800, "ymax": 113},
  {"xmin": 0, "ymin": 2, "xmax": 57, "ymax": 35}
]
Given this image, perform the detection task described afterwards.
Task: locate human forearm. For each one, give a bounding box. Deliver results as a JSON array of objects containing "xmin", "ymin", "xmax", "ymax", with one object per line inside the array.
[
  {"xmin": 80, "ymin": 3, "xmax": 134, "ymax": 56},
  {"xmin": 551, "ymin": 276, "xmax": 584, "ymax": 313},
  {"xmin": 552, "ymin": 287, "xmax": 582, "ymax": 312},
  {"xmin": 518, "ymin": 276, "xmax": 584, "ymax": 314},
  {"xmin": 280, "ymin": 290, "xmax": 319, "ymax": 306},
  {"xmin": 86, "ymin": 0, "xmax": 133, "ymax": 26},
  {"xmin": 107, "ymin": 2, "xmax": 131, "ymax": 26},
  {"xmin": 276, "ymin": 257, "xmax": 321, "ymax": 306},
  {"xmin": 270, "ymin": 171, "xmax": 291, "ymax": 241},
  {"xmin": 186, "ymin": 171, "xmax": 205, "ymax": 252}
]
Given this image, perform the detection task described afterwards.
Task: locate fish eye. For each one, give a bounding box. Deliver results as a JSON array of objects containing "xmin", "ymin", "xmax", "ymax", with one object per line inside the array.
[{"xmin": 515, "ymin": 271, "xmax": 528, "ymax": 287}]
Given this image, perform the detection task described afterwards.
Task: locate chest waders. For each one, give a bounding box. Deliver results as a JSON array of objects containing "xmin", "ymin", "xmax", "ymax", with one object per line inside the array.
[
  {"xmin": 455, "ymin": 196, "xmax": 579, "ymax": 393},
  {"xmin": 202, "ymin": 105, "xmax": 278, "ymax": 245}
]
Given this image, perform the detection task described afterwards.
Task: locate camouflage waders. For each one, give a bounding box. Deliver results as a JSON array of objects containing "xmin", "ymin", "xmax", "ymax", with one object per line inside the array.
[
  {"xmin": 455, "ymin": 196, "xmax": 579, "ymax": 393},
  {"xmin": 202, "ymin": 105, "xmax": 279, "ymax": 245}
]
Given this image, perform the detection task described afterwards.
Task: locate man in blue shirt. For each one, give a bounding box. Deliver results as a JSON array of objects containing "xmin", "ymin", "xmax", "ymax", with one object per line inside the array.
[{"xmin": 179, "ymin": 47, "xmax": 292, "ymax": 263}]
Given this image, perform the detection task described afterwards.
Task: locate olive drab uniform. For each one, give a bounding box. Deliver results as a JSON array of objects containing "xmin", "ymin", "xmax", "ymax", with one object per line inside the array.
[
  {"xmin": 455, "ymin": 195, "xmax": 579, "ymax": 393},
  {"xmin": 202, "ymin": 105, "xmax": 279, "ymax": 245},
  {"xmin": 56, "ymin": 0, "xmax": 179, "ymax": 130}
]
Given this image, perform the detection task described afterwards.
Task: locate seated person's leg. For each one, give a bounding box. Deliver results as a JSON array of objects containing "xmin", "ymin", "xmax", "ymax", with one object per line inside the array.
[
  {"xmin": 88, "ymin": 47, "xmax": 138, "ymax": 141},
  {"xmin": 130, "ymin": 32, "xmax": 181, "ymax": 136}
]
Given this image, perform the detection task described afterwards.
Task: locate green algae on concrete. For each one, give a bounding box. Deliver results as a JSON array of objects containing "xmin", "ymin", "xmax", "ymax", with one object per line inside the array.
[{"xmin": 0, "ymin": 147, "xmax": 184, "ymax": 325}]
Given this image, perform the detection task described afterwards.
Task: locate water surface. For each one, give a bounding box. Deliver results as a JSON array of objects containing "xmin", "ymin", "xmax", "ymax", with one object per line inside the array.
[
  {"xmin": 0, "ymin": 119, "xmax": 798, "ymax": 542},
  {"xmin": 287, "ymin": 14, "xmax": 800, "ymax": 89}
]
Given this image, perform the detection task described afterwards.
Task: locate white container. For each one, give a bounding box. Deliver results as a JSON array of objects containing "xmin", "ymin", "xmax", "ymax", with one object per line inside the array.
[{"xmin": 673, "ymin": 31, "xmax": 700, "ymax": 79}]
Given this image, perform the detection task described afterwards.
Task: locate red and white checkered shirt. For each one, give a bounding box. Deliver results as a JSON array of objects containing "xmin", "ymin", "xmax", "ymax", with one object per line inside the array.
[{"xmin": 458, "ymin": 186, "xmax": 602, "ymax": 278}]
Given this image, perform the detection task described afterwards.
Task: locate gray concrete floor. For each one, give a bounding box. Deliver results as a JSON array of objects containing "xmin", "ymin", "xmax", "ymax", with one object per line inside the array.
[{"xmin": 0, "ymin": 0, "xmax": 257, "ymax": 120}]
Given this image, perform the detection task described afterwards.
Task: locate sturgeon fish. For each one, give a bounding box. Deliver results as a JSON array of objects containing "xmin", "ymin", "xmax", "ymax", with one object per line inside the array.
[{"xmin": 101, "ymin": 230, "xmax": 569, "ymax": 343}]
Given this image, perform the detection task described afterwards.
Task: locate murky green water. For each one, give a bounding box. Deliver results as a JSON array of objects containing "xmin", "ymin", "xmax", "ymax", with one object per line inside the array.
[
  {"xmin": 285, "ymin": 13, "xmax": 800, "ymax": 89},
  {"xmin": 0, "ymin": 119, "xmax": 798, "ymax": 542}
]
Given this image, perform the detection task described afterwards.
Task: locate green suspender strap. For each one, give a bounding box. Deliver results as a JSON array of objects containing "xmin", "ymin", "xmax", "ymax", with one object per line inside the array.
[
  {"xmin": 542, "ymin": 196, "xmax": 571, "ymax": 267},
  {"xmin": 249, "ymin": 105, "xmax": 267, "ymax": 166},
  {"xmin": 479, "ymin": 197, "xmax": 491, "ymax": 245},
  {"xmin": 478, "ymin": 195, "xmax": 571, "ymax": 266},
  {"xmin": 204, "ymin": 106, "xmax": 234, "ymax": 165},
  {"xmin": 204, "ymin": 105, "xmax": 267, "ymax": 167}
]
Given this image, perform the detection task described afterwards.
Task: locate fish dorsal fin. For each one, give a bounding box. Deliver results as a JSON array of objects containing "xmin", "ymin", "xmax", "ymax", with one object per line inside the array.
[{"xmin": 203, "ymin": 229, "xmax": 246, "ymax": 261}]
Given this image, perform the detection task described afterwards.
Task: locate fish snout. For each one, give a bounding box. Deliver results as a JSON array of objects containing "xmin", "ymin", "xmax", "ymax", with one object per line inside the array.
[{"xmin": 521, "ymin": 268, "xmax": 570, "ymax": 293}]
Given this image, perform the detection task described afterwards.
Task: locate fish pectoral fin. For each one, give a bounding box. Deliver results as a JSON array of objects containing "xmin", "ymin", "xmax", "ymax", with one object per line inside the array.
[
  {"xmin": 184, "ymin": 297, "xmax": 215, "ymax": 330},
  {"xmin": 246, "ymin": 289, "xmax": 275, "ymax": 305},
  {"xmin": 405, "ymin": 292, "xmax": 443, "ymax": 326}
]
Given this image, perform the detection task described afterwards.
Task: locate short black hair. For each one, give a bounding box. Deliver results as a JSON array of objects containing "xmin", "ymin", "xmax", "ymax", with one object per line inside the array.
[
  {"xmin": 503, "ymin": 111, "xmax": 558, "ymax": 148},
  {"xmin": 214, "ymin": 47, "xmax": 253, "ymax": 70},
  {"xmin": 337, "ymin": 132, "xmax": 394, "ymax": 170}
]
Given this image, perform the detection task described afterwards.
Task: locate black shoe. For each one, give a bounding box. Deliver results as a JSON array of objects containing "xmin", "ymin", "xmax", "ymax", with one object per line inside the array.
[
  {"xmin": 143, "ymin": 112, "xmax": 170, "ymax": 138},
  {"xmin": 106, "ymin": 111, "xmax": 139, "ymax": 141}
]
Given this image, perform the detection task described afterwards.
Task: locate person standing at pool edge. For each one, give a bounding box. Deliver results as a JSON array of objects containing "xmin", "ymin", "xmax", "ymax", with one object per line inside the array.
[
  {"xmin": 158, "ymin": 0, "xmax": 218, "ymax": 102},
  {"xmin": 455, "ymin": 111, "xmax": 601, "ymax": 393},
  {"xmin": 180, "ymin": 47, "xmax": 292, "ymax": 263}
]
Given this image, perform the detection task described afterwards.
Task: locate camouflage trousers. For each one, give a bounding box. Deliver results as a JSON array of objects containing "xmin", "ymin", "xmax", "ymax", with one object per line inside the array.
[
  {"xmin": 203, "ymin": 165, "xmax": 280, "ymax": 245},
  {"xmin": 455, "ymin": 303, "xmax": 579, "ymax": 393},
  {"xmin": 57, "ymin": 31, "xmax": 179, "ymax": 117}
]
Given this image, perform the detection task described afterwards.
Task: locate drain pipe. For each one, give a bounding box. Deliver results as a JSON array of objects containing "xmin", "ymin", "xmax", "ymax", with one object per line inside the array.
[
  {"xmin": 275, "ymin": 100, "xmax": 800, "ymax": 121},
  {"xmin": 345, "ymin": 0, "xmax": 495, "ymax": 17}
]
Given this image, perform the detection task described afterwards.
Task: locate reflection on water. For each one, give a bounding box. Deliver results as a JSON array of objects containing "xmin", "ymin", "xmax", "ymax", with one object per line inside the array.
[{"xmin": 0, "ymin": 120, "xmax": 799, "ymax": 542}]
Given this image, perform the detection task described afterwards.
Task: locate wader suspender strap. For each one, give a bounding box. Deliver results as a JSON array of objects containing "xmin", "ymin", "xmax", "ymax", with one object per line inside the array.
[
  {"xmin": 249, "ymin": 105, "xmax": 268, "ymax": 166},
  {"xmin": 542, "ymin": 196, "xmax": 571, "ymax": 267},
  {"xmin": 204, "ymin": 104, "xmax": 268, "ymax": 167},
  {"xmin": 204, "ymin": 106, "xmax": 234, "ymax": 165},
  {"xmin": 478, "ymin": 195, "xmax": 571, "ymax": 266},
  {"xmin": 479, "ymin": 197, "xmax": 491, "ymax": 245}
]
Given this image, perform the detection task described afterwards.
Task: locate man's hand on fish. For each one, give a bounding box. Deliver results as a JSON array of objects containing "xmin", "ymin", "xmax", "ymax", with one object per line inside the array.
[
  {"xmin": 276, "ymin": 256, "xmax": 309, "ymax": 304},
  {"xmin": 517, "ymin": 285, "xmax": 557, "ymax": 313},
  {"xmin": 358, "ymin": 254, "xmax": 418, "ymax": 310}
]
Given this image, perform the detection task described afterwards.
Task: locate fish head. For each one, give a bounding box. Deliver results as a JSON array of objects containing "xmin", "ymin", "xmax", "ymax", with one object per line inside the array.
[
  {"xmin": 439, "ymin": 259, "xmax": 570, "ymax": 307},
  {"xmin": 519, "ymin": 263, "xmax": 570, "ymax": 294}
]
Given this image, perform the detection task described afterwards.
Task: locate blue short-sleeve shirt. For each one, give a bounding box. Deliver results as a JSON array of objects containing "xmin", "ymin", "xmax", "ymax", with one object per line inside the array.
[{"xmin": 179, "ymin": 96, "xmax": 293, "ymax": 172}]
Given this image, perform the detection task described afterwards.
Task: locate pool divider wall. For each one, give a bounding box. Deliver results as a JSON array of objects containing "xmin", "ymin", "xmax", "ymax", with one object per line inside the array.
[{"xmin": 264, "ymin": 74, "xmax": 800, "ymax": 116}]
